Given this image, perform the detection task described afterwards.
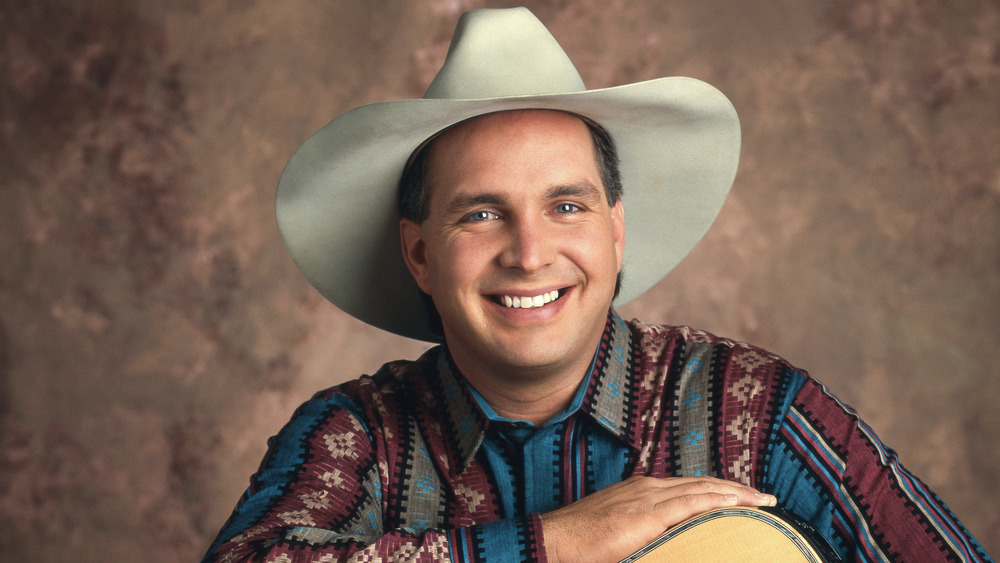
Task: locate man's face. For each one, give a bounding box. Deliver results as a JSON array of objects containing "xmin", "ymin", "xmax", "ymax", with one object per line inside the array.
[{"xmin": 400, "ymin": 110, "xmax": 625, "ymax": 380}]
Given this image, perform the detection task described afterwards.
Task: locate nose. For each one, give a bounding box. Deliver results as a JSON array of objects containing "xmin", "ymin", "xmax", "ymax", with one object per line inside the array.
[{"xmin": 498, "ymin": 216, "xmax": 553, "ymax": 273}]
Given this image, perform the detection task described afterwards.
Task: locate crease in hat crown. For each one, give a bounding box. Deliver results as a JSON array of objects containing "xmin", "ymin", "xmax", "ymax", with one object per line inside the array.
[{"xmin": 423, "ymin": 7, "xmax": 586, "ymax": 99}]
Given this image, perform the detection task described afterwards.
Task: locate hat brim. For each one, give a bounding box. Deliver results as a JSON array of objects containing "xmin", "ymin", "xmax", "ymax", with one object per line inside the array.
[{"xmin": 276, "ymin": 76, "xmax": 740, "ymax": 342}]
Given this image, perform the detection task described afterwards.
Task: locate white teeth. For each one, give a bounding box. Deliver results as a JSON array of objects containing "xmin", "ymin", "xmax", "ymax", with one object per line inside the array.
[{"xmin": 498, "ymin": 290, "xmax": 561, "ymax": 309}]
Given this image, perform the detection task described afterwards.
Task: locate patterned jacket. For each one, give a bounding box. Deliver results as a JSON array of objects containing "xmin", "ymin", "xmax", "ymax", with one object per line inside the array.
[{"xmin": 204, "ymin": 312, "xmax": 992, "ymax": 562}]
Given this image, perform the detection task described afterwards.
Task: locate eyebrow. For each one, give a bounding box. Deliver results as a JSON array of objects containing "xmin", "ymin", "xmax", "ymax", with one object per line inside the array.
[
  {"xmin": 444, "ymin": 193, "xmax": 506, "ymax": 215},
  {"xmin": 545, "ymin": 181, "xmax": 603, "ymax": 201}
]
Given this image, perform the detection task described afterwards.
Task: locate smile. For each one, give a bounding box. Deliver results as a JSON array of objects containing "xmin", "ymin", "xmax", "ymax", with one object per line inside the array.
[{"xmin": 492, "ymin": 289, "xmax": 563, "ymax": 309}]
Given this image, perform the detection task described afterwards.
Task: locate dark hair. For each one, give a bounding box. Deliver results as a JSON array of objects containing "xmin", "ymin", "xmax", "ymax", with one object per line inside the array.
[
  {"xmin": 399, "ymin": 113, "xmax": 623, "ymax": 222},
  {"xmin": 397, "ymin": 113, "xmax": 624, "ymax": 338}
]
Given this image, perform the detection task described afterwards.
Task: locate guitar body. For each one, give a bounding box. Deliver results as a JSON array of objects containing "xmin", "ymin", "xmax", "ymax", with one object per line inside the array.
[{"xmin": 620, "ymin": 506, "xmax": 841, "ymax": 563}]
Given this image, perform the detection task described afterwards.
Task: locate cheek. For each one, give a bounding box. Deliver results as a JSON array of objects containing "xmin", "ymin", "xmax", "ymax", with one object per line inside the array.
[
  {"xmin": 569, "ymin": 225, "xmax": 620, "ymax": 270},
  {"xmin": 426, "ymin": 236, "xmax": 493, "ymax": 288}
]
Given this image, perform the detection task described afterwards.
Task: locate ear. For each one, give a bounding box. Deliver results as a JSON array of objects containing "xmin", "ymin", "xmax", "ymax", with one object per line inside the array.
[
  {"xmin": 400, "ymin": 218, "xmax": 432, "ymax": 293},
  {"xmin": 611, "ymin": 199, "xmax": 625, "ymax": 272}
]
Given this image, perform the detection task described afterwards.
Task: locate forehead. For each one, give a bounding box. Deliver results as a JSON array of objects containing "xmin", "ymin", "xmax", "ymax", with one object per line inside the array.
[
  {"xmin": 431, "ymin": 109, "xmax": 593, "ymax": 149},
  {"xmin": 423, "ymin": 110, "xmax": 600, "ymax": 203}
]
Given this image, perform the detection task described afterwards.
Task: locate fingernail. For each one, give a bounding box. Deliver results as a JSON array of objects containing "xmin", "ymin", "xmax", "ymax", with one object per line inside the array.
[
  {"xmin": 756, "ymin": 492, "xmax": 777, "ymax": 506},
  {"xmin": 724, "ymin": 494, "xmax": 739, "ymax": 505}
]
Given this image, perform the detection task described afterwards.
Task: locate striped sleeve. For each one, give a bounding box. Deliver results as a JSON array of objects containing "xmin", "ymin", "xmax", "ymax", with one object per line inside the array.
[
  {"xmin": 201, "ymin": 391, "xmax": 453, "ymax": 561},
  {"xmin": 202, "ymin": 385, "xmax": 548, "ymax": 562},
  {"xmin": 764, "ymin": 374, "xmax": 993, "ymax": 562}
]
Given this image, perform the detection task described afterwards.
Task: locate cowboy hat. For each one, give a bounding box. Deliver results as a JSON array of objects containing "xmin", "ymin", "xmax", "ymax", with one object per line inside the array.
[{"xmin": 275, "ymin": 7, "xmax": 740, "ymax": 342}]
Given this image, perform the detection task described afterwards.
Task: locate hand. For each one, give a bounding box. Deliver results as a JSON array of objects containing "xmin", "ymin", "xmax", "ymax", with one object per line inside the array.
[{"xmin": 539, "ymin": 475, "xmax": 777, "ymax": 563}]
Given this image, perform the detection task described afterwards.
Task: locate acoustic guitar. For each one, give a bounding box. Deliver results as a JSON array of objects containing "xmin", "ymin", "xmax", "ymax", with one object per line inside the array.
[{"xmin": 619, "ymin": 506, "xmax": 842, "ymax": 562}]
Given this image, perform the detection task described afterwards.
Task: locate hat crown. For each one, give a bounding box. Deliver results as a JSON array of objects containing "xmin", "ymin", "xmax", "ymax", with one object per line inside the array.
[{"xmin": 424, "ymin": 8, "xmax": 586, "ymax": 100}]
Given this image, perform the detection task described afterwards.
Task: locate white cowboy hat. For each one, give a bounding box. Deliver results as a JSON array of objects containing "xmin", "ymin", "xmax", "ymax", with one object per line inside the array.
[{"xmin": 275, "ymin": 7, "xmax": 740, "ymax": 342}]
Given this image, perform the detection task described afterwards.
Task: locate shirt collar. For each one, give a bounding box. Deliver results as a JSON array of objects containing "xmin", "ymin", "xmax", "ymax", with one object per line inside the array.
[
  {"xmin": 578, "ymin": 310, "xmax": 635, "ymax": 443},
  {"xmin": 436, "ymin": 309, "xmax": 636, "ymax": 472}
]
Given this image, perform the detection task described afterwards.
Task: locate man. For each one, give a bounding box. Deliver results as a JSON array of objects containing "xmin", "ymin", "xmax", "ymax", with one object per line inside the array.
[{"xmin": 203, "ymin": 8, "xmax": 992, "ymax": 562}]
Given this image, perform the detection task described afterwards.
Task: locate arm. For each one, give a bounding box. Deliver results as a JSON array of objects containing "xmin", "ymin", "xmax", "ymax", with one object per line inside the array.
[
  {"xmin": 204, "ymin": 388, "xmax": 573, "ymax": 562},
  {"xmin": 202, "ymin": 393, "xmax": 407, "ymax": 560},
  {"xmin": 765, "ymin": 375, "xmax": 994, "ymax": 562},
  {"xmin": 201, "ymin": 392, "xmax": 459, "ymax": 562},
  {"xmin": 203, "ymin": 389, "xmax": 778, "ymax": 563}
]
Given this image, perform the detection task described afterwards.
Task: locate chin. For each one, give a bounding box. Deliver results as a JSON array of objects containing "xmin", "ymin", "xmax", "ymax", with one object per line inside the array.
[{"xmin": 492, "ymin": 336, "xmax": 580, "ymax": 373}]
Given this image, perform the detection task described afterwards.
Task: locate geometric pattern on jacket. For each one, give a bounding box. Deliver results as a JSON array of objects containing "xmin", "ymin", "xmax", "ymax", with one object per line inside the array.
[{"xmin": 203, "ymin": 311, "xmax": 993, "ymax": 562}]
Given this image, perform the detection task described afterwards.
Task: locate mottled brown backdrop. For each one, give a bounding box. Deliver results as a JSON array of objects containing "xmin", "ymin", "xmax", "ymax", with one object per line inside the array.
[{"xmin": 1, "ymin": 1, "xmax": 998, "ymax": 561}]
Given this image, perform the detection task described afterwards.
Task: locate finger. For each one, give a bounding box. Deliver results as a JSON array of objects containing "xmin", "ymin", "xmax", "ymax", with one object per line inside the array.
[
  {"xmin": 629, "ymin": 475, "xmax": 774, "ymax": 501},
  {"xmin": 640, "ymin": 478, "xmax": 778, "ymax": 512},
  {"xmin": 674, "ymin": 479, "xmax": 776, "ymax": 506},
  {"xmin": 649, "ymin": 491, "xmax": 761, "ymax": 529}
]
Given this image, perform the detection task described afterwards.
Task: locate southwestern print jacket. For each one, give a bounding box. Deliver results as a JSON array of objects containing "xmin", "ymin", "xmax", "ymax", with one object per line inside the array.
[{"xmin": 204, "ymin": 312, "xmax": 992, "ymax": 562}]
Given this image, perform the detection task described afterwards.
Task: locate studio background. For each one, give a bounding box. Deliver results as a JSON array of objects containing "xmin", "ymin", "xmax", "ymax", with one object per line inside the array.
[{"xmin": 1, "ymin": 1, "xmax": 998, "ymax": 560}]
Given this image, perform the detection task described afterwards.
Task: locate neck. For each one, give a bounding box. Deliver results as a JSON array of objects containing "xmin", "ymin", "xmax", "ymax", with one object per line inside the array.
[
  {"xmin": 469, "ymin": 367, "xmax": 588, "ymax": 427},
  {"xmin": 447, "ymin": 344, "xmax": 598, "ymax": 428}
]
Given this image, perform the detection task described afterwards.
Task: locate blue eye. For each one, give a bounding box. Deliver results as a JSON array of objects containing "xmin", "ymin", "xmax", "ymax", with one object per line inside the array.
[
  {"xmin": 467, "ymin": 210, "xmax": 496, "ymax": 222},
  {"xmin": 555, "ymin": 203, "xmax": 580, "ymax": 213}
]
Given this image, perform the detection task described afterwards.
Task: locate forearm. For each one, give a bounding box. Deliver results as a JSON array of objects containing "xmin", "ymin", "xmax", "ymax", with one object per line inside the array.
[
  {"xmin": 202, "ymin": 390, "xmax": 549, "ymax": 562},
  {"xmin": 204, "ymin": 515, "xmax": 546, "ymax": 563},
  {"xmin": 204, "ymin": 526, "xmax": 449, "ymax": 562}
]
